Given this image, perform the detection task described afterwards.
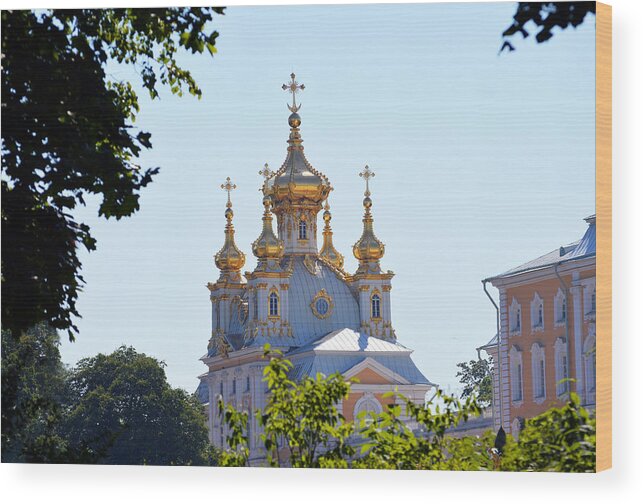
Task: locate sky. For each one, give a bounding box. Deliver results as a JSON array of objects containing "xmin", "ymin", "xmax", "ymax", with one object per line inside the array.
[{"xmin": 60, "ymin": 2, "xmax": 596, "ymax": 396}]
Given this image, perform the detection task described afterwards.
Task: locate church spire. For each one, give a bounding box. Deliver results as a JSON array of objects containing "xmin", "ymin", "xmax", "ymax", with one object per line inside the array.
[
  {"xmin": 214, "ymin": 177, "xmax": 246, "ymax": 281},
  {"xmin": 353, "ymin": 165, "xmax": 385, "ymax": 272},
  {"xmin": 319, "ymin": 199, "xmax": 344, "ymax": 269}
]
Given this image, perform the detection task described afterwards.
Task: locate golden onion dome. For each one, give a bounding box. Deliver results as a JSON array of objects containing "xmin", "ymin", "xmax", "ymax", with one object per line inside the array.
[
  {"xmin": 214, "ymin": 178, "xmax": 246, "ymax": 276},
  {"xmin": 352, "ymin": 196, "xmax": 385, "ymax": 262},
  {"xmin": 353, "ymin": 165, "xmax": 385, "ymax": 264},
  {"xmin": 319, "ymin": 201, "xmax": 345, "ymax": 269},
  {"xmin": 266, "ymin": 76, "xmax": 331, "ymax": 206},
  {"xmin": 252, "ymin": 196, "xmax": 284, "ymax": 260},
  {"xmin": 215, "ymin": 208, "xmax": 246, "ymax": 272}
]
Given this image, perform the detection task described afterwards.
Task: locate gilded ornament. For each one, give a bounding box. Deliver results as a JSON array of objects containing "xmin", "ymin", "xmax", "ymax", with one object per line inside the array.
[{"xmin": 310, "ymin": 289, "xmax": 334, "ymax": 319}]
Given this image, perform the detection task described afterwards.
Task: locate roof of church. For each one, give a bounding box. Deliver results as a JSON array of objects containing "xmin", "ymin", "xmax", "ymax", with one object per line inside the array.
[
  {"xmin": 288, "ymin": 327, "xmax": 412, "ymax": 356},
  {"xmin": 486, "ymin": 215, "xmax": 596, "ymax": 281}
]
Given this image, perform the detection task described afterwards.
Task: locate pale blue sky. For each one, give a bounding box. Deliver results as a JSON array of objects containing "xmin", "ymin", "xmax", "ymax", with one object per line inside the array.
[{"xmin": 61, "ymin": 2, "xmax": 595, "ymax": 396}]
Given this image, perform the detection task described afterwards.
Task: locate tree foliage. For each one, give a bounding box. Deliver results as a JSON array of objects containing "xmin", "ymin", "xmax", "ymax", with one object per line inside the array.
[
  {"xmin": 218, "ymin": 346, "xmax": 596, "ymax": 472},
  {"xmin": 1, "ymin": 8, "xmax": 224, "ymax": 341},
  {"xmin": 501, "ymin": 2, "xmax": 596, "ymax": 52},
  {"xmin": 1, "ymin": 323, "xmax": 71, "ymax": 462},
  {"xmin": 61, "ymin": 346, "xmax": 216, "ymax": 465},
  {"xmin": 1, "ymin": 330, "xmax": 216, "ymax": 465},
  {"xmin": 455, "ymin": 357, "xmax": 493, "ymax": 408}
]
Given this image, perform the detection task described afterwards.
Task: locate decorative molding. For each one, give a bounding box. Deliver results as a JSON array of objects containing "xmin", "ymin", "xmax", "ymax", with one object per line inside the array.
[{"xmin": 310, "ymin": 289, "xmax": 334, "ymax": 319}]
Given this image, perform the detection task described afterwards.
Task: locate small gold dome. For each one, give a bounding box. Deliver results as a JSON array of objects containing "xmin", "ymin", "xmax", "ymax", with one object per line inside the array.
[
  {"xmin": 353, "ymin": 218, "xmax": 385, "ymax": 262},
  {"xmin": 252, "ymin": 197, "xmax": 284, "ymax": 260},
  {"xmin": 215, "ymin": 208, "xmax": 246, "ymax": 273},
  {"xmin": 353, "ymin": 170, "xmax": 385, "ymax": 264}
]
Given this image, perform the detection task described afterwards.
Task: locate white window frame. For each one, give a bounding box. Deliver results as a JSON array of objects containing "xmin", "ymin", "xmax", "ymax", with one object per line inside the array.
[
  {"xmin": 584, "ymin": 326, "xmax": 596, "ymax": 405},
  {"xmin": 554, "ymin": 337, "xmax": 569, "ymax": 398},
  {"xmin": 509, "ymin": 298, "xmax": 522, "ymax": 335},
  {"xmin": 509, "ymin": 345, "xmax": 524, "ymax": 405},
  {"xmin": 530, "ymin": 292, "xmax": 544, "ymax": 332},
  {"xmin": 554, "ymin": 288, "xmax": 567, "ymax": 327},
  {"xmin": 354, "ymin": 393, "xmax": 383, "ymax": 424},
  {"xmin": 531, "ymin": 342, "xmax": 546, "ymax": 403}
]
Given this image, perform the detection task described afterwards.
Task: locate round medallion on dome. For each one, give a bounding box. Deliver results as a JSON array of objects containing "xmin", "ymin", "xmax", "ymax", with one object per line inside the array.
[{"xmin": 310, "ymin": 289, "xmax": 334, "ymax": 319}]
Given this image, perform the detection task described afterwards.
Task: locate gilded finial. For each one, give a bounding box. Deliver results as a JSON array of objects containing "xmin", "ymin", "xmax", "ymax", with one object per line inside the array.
[
  {"xmin": 359, "ymin": 165, "xmax": 375, "ymax": 198},
  {"xmin": 319, "ymin": 198, "xmax": 344, "ymax": 269},
  {"xmin": 214, "ymin": 177, "xmax": 246, "ymax": 277},
  {"xmin": 221, "ymin": 176, "xmax": 237, "ymax": 209},
  {"xmin": 282, "ymin": 72, "xmax": 305, "ymax": 113},
  {"xmin": 259, "ymin": 163, "xmax": 274, "ymax": 181}
]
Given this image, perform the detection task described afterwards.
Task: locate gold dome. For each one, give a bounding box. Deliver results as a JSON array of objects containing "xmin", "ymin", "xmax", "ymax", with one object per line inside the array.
[
  {"xmin": 214, "ymin": 178, "xmax": 246, "ymax": 276},
  {"xmin": 319, "ymin": 201, "xmax": 345, "ymax": 269},
  {"xmin": 353, "ymin": 165, "xmax": 385, "ymax": 265},
  {"xmin": 265, "ymin": 74, "xmax": 331, "ymax": 207},
  {"xmin": 352, "ymin": 197, "xmax": 385, "ymax": 263},
  {"xmin": 252, "ymin": 196, "xmax": 284, "ymax": 260}
]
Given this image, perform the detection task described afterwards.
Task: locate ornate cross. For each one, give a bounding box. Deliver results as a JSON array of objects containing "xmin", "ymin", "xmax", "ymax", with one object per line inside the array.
[
  {"xmin": 258, "ymin": 162, "xmax": 274, "ymax": 181},
  {"xmin": 282, "ymin": 73, "xmax": 305, "ymax": 113},
  {"xmin": 359, "ymin": 165, "xmax": 375, "ymax": 196},
  {"xmin": 221, "ymin": 176, "xmax": 237, "ymax": 208}
]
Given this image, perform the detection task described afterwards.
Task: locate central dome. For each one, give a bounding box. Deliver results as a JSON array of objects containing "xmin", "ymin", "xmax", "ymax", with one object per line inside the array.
[{"xmin": 266, "ymin": 109, "xmax": 331, "ymax": 206}]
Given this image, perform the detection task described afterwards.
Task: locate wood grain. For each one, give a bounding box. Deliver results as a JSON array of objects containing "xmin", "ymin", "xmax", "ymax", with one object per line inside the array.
[{"xmin": 596, "ymin": 1, "xmax": 612, "ymax": 472}]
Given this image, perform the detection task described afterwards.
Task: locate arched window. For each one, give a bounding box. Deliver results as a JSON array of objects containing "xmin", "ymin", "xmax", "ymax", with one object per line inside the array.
[
  {"xmin": 298, "ymin": 220, "xmax": 307, "ymax": 240},
  {"xmin": 510, "ymin": 345, "xmax": 523, "ymax": 403},
  {"xmin": 584, "ymin": 328, "xmax": 596, "ymax": 405},
  {"xmin": 554, "ymin": 289, "xmax": 567, "ymax": 326},
  {"xmin": 531, "ymin": 292, "xmax": 544, "ymax": 331},
  {"xmin": 554, "ymin": 337, "xmax": 569, "ymax": 397},
  {"xmin": 354, "ymin": 394, "xmax": 383, "ymax": 425},
  {"xmin": 371, "ymin": 293, "xmax": 381, "ymax": 319},
  {"xmin": 531, "ymin": 343, "xmax": 546, "ymax": 402},
  {"xmin": 269, "ymin": 291, "xmax": 279, "ymax": 317},
  {"xmin": 510, "ymin": 298, "xmax": 522, "ymax": 334}
]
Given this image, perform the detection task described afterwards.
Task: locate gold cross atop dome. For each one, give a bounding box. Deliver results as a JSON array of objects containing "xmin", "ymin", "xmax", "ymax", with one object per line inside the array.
[
  {"xmin": 282, "ymin": 73, "xmax": 305, "ymax": 113},
  {"xmin": 359, "ymin": 165, "xmax": 375, "ymax": 197},
  {"xmin": 259, "ymin": 162, "xmax": 274, "ymax": 181},
  {"xmin": 221, "ymin": 176, "xmax": 237, "ymax": 208}
]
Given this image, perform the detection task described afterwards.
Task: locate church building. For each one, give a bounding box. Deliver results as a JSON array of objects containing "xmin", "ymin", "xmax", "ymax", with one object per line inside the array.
[{"xmin": 198, "ymin": 74, "xmax": 432, "ymax": 463}]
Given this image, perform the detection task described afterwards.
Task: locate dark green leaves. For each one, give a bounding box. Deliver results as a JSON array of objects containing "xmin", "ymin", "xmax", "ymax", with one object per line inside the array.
[
  {"xmin": 501, "ymin": 2, "xmax": 596, "ymax": 53},
  {"xmin": 1, "ymin": 8, "xmax": 224, "ymax": 340}
]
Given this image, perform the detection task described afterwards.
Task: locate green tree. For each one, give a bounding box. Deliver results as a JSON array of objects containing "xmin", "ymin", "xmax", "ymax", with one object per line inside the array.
[
  {"xmin": 1, "ymin": 323, "xmax": 101, "ymax": 463},
  {"xmin": 455, "ymin": 357, "xmax": 493, "ymax": 408},
  {"xmin": 218, "ymin": 345, "xmax": 355, "ymax": 468},
  {"xmin": 61, "ymin": 346, "xmax": 216, "ymax": 465},
  {"xmin": 499, "ymin": 392, "xmax": 596, "ymax": 472},
  {"xmin": 1, "ymin": 7, "xmax": 224, "ymax": 341},
  {"xmin": 218, "ymin": 346, "xmax": 595, "ymax": 471},
  {"xmin": 501, "ymin": 2, "xmax": 596, "ymax": 52},
  {"xmin": 2, "ymin": 323, "xmax": 66, "ymax": 461}
]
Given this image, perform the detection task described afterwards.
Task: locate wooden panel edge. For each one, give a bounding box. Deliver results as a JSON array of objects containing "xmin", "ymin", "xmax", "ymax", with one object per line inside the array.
[{"xmin": 595, "ymin": 1, "xmax": 612, "ymax": 473}]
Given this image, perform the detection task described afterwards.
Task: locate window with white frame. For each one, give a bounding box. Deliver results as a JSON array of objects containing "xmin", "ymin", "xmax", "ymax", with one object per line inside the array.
[
  {"xmin": 509, "ymin": 345, "xmax": 523, "ymax": 403},
  {"xmin": 298, "ymin": 219, "xmax": 307, "ymax": 240},
  {"xmin": 509, "ymin": 298, "xmax": 522, "ymax": 335},
  {"xmin": 531, "ymin": 292, "xmax": 544, "ymax": 331},
  {"xmin": 269, "ymin": 290, "xmax": 279, "ymax": 317},
  {"xmin": 584, "ymin": 327, "xmax": 596, "ymax": 404},
  {"xmin": 354, "ymin": 394, "xmax": 383, "ymax": 425},
  {"xmin": 554, "ymin": 288, "xmax": 567, "ymax": 326},
  {"xmin": 371, "ymin": 293, "xmax": 381, "ymax": 319},
  {"xmin": 583, "ymin": 281, "xmax": 596, "ymax": 318},
  {"xmin": 531, "ymin": 343, "xmax": 546, "ymax": 402},
  {"xmin": 554, "ymin": 337, "xmax": 569, "ymax": 397}
]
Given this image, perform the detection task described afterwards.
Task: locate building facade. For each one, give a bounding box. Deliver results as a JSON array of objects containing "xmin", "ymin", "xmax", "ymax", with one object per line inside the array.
[
  {"xmin": 197, "ymin": 75, "xmax": 433, "ymax": 463},
  {"xmin": 481, "ymin": 216, "xmax": 596, "ymax": 436}
]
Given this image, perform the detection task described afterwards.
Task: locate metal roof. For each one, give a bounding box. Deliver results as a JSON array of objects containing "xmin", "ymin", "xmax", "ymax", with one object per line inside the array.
[{"xmin": 486, "ymin": 216, "xmax": 596, "ymax": 281}]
